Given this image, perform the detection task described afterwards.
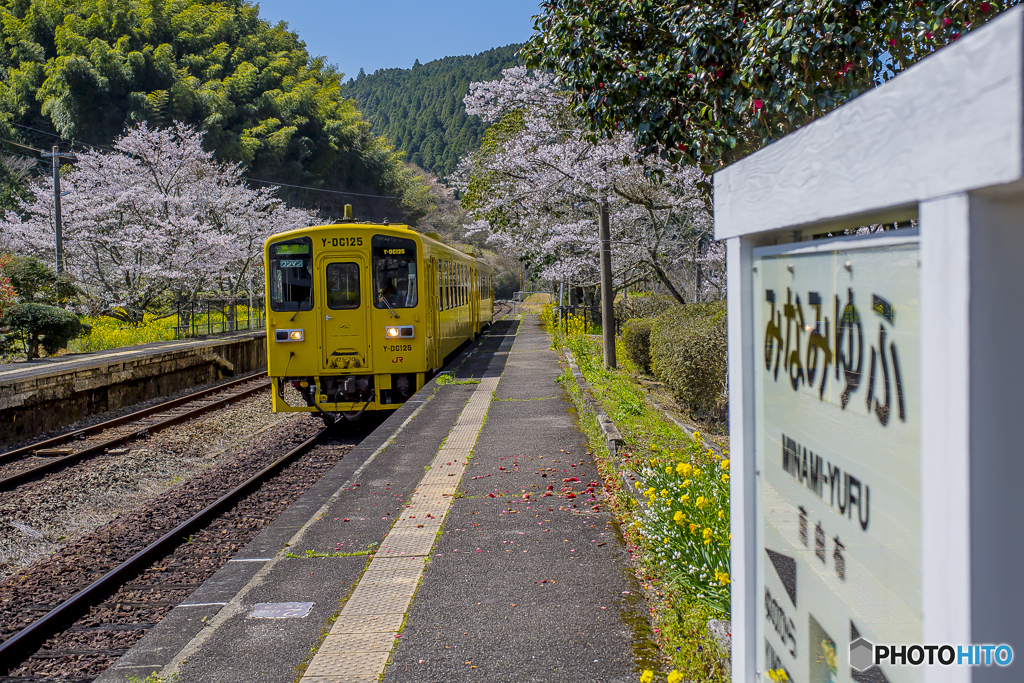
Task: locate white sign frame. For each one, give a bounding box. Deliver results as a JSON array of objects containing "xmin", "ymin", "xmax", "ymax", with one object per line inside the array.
[{"xmin": 716, "ymin": 8, "xmax": 1024, "ymax": 683}]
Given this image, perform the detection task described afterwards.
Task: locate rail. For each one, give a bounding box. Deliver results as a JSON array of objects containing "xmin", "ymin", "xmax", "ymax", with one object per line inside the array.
[
  {"xmin": 0, "ymin": 426, "xmax": 331, "ymax": 672},
  {"xmin": 0, "ymin": 375, "xmax": 270, "ymax": 490}
]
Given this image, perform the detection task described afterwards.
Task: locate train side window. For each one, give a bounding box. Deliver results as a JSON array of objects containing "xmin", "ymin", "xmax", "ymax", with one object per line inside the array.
[
  {"xmin": 372, "ymin": 235, "xmax": 418, "ymax": 309},
  {"xmin": 326, "ymin": 262, "xmax": 360, "ymax": 309},
  {"xmin": 269, "ymin": 237, "xmax": 313, "ymax": 312},
  {"xmin": 437, "ymin": 261, "xmax": 444, "ymax": 310}
]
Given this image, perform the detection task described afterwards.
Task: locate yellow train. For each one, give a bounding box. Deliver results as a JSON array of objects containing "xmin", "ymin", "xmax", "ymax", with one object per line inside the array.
[{"xmin": 264, "ymin": 210, "xmax": 494, "ymax": 420}]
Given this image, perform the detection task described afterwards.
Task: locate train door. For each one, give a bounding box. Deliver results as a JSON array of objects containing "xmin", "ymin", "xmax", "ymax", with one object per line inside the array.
[
  {"xmin": 317, "ymin": 255, "xmax": 371, "ymax": 374},
  {"xmin": 427, "ymin": 257, "xmax": 439, "ymax": 369},
  {"xmin": 470, "ymin": 266, "xmax": 478, "ymax": 336}
]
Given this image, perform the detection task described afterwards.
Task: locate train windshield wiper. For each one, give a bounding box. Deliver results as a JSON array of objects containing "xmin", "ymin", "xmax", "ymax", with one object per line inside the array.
[{"xmin": 378, "ymin": 290, "xmax": 400, "ymax": 319}]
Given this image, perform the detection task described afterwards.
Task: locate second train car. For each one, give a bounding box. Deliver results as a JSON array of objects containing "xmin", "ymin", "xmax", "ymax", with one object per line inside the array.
[{"xmin": 264, "ymin": 209, "xmax": 494, "ymax": 420}]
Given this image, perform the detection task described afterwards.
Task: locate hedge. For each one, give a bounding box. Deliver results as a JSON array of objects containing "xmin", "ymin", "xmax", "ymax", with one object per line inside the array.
[
  {"xmin": 649, "ymin": 301, "xmax": 727, "ymax": 422},
  {"xmin": 621, "ymin": 317, "xmax": 656, "ymax": 374}
]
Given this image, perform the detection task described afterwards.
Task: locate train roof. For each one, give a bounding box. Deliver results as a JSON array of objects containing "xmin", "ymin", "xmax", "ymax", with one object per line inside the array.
[{"xmin": 265, "ymin": 223, "xmax": 490, "ymax": 266}]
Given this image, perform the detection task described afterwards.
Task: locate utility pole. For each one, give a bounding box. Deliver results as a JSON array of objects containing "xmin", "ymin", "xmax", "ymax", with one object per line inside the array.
[
  {"xmin": 41, "ymin": 144, "xmax": 75, "ymax": 275},
  {"xmin": 599, "ymin": 198, "xmax": 616, "ymax": 369},
  {"xmin": 51, "ymin": 145, "xmax": 62, "ymax": 275}
]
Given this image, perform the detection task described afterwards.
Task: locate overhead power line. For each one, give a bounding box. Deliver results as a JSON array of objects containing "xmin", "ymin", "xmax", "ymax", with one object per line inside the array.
[
  {"xmin": 7, "ymin": 121, "xmax": 109, "ymax": 151},
  {"xmin": 0, "ymin": 137, "xmax": 46, "ymax": 154},
  {"xmin": 245, "ymin": 177, "xmax": 403, "ymax": 200}
]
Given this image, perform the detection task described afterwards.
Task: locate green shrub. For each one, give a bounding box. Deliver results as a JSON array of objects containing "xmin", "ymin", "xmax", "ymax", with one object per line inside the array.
[
  {"xmin": 650, "ymin": 301, "xmax": 727, "ymax": 422},
  {"xmin": 1, "ymin": 303, "xmax": 88, "ymax": 359},
  {"xmin": 621, "ymin": 317, "xmax": 656, "ymax": 374},
  {"xmin": 0, "ymin": 255, "xmax": 78, "ymax": 305}
]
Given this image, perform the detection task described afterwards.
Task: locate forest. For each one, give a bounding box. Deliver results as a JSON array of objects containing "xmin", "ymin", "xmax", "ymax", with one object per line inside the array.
[
  {"xmin": 341, "ymin": 45, "xmax": 520, "ymax": 179},
  {"xmin": 0, "ymin": 0, "xmax": 426, "ymax": 221}
]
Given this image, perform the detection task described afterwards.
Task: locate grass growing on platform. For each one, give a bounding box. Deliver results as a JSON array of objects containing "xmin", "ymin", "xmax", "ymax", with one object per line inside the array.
[
  {"xmin": 546, "ymin": 306, "xmax": 730, "ymax": 682},
  {"xmin": 435, "ymin": 372, "xmax": 481, "ymax": 386}
]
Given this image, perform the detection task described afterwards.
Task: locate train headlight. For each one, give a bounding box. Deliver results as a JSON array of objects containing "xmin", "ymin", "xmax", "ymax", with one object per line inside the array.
[
  {"xmin": 275, "ymin": 329, "xmax": 304, "ymax": 342},
  {"xmin": 385, "ymin": 325, "xmax": 415, "ymax": 339}
]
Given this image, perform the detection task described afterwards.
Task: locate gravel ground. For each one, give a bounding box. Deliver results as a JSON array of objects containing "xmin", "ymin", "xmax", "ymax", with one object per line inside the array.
[
  {"xmin": 0, "ymin": 391, "xmax": 299, "ymax": 582},
  {"xmin": 1, "ymin": 415, "xmax": 342, "ymax": 681}
]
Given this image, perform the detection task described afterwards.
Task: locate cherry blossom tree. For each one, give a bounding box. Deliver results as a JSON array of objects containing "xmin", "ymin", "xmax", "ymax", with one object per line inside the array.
[
  {"xmin": 0, "ymin": 123, "xmax": 315, "ymax": 323},
  {"xmin": 455, "ymin": 67, "xmax": 721, "ymax": 304}
]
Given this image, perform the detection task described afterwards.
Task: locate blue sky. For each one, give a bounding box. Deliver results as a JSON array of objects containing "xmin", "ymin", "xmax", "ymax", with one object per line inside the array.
[{"xmin": 255, "ymin": 1, "xmax": 542, "ymax": 81}]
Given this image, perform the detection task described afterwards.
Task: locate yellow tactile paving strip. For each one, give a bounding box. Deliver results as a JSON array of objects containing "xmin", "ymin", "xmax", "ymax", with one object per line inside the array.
[{"xmin": 300, "ymin": 375, "xmax": 500, "ymax": 683}]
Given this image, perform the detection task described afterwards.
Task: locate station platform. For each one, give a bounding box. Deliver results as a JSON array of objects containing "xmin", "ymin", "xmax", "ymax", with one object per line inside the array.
[
  {"xmin": 99, "ymin": 316, "xmax": 655, "ymax": 683},
  {"xmin": 0, "ymin": 332, "xmax": 266, "ymax": 446}
]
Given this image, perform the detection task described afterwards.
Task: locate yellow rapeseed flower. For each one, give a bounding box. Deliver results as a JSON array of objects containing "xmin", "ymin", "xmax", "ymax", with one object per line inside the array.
[
  {"xmin": 721, "ymin": 459, "xmax": 730, "ymax": 471},
  {"xmin": 696, "ymin": 496, "xmax": 708, "ymax": 509},
  {"xmin": 676, "ymin": 462, "xmax": 693, "ymax": 477},
  {"xmin": 673, "ymin": 510, "xmax": 685, "ymax": 524},
  {"xmin": 661, "ymin": 489, "xmax": 669, "ymax": 498},
  {"xmin": 722, "ymin": 473, "xmax": 730, "ymax": 484},
  {"xmin": 689, "ymin": 523, "xmax": 699, "ymax": 534},
  {"xmin": 640, "ymin": 671, "xmax": 654, "ymax": 683},
  {"xmin": 681, "ymin": 494, "xmax": 690, "ymax": 505},
  {"xmin": 702, "ymin": 528, "xmax": 712, "ymax": 540},
  {"xmin": 683, "ymin": 479, "xmax": 690, "ymax": 487},
  {"xmin": 646, "ymin": 487, "xmax": 657, "ymax": 498},
  {"xmin": 665, "ymin": 465, "xmax": 674, "ymax": 475},
  {"xmin": 667, "ymin": 672, "xmax": 683, "ymax": 683}
]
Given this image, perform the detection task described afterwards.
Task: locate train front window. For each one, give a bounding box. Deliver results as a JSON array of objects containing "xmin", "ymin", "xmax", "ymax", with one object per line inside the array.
[
  {"xmin": 372, "ymin": 235, "xmax": 418, "ymax": 309},
  {"xmin": 326, "ymin": 262, "xmax": 360, "ymax": 309},
  {"xmin": 269, "ymin": 238, "xmax": 313, "ymax": 312}
]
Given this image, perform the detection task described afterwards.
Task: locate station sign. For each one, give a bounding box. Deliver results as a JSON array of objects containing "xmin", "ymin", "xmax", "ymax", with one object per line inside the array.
[{"xmin": 753, "ymin": 234, "xmax": 921, "ymax": 683}]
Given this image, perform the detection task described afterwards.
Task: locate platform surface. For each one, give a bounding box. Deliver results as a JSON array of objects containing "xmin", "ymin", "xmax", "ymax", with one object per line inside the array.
[
  {"xmin": 0, "ymin": 331, "xmax": 264, "ymax": 384},
  {"xmin": 98, "ymin": 317, "xmax": 656, "ymax": 683}
]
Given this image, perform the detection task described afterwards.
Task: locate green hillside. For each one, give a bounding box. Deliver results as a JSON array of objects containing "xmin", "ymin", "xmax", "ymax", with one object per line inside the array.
[
  {"xmin": 342, "ymin": 45, "xmax": 521, "ymax": 179},
  {"xmin": 0, "ymin": 0, "xmax": 424, "ymax": 221}
]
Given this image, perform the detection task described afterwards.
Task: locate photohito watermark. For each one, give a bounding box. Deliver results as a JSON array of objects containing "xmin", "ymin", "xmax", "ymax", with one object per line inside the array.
[{"xmin": 850, "ymin": 638, "xmax": 1014, "ymax": 671}]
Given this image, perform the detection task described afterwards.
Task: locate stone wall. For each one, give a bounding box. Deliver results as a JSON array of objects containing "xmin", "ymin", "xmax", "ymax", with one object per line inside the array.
[{"xmin": 0, "ymin": 334, "xmax": 267, "ymax": 447}]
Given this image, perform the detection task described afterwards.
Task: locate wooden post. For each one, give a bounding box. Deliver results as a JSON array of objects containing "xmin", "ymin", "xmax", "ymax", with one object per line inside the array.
[{"xmin": 599, "ymin": 199, "xmax": 616, "ymax": 369}]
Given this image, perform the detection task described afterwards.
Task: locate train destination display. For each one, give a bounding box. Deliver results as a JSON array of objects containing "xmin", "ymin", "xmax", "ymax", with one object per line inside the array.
[{"xmin": 753, "ymin": 236, "xmax": 921, "ymax": 683}]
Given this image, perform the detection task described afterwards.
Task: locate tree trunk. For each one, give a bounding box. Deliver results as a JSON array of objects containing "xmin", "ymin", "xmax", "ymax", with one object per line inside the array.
[{"xmin": 650, "ymin": 255, "xmax": 686, "ymax": 304}]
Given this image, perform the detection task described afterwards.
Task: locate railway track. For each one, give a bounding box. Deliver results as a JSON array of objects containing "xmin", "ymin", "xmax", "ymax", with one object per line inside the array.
[
  {"xmin": 494, "ymin": 300, "xmax": 515, "ymax": 319},
  {"xmin": 0, "ymin": 420, "xmax": 368, "ymax": 680},
  {"xmin": 0, "ymin": 374, "xmax": 271, "ymax": 491}
]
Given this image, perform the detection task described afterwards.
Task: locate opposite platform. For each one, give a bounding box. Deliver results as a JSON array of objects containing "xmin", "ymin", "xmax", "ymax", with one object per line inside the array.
[{"xmin": 0, "ymin": 332, "xmax": 266, "ymax": 446}]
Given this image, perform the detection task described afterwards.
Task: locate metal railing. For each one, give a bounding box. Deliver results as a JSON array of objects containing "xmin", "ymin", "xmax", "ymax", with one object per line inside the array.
[
  {"xmin": 556, "ymin": 305, "xmax": 621, "ymax": 336},
  {"xmin": 172, "ymin": 299, "xmax": 266, "ymax": 340}
]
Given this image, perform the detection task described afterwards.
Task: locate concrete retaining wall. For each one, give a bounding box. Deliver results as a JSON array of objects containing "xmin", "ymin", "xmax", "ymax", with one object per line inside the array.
[{"xmin": 0, "ymin": 333, "xmax": 267, "ymax": 447}]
